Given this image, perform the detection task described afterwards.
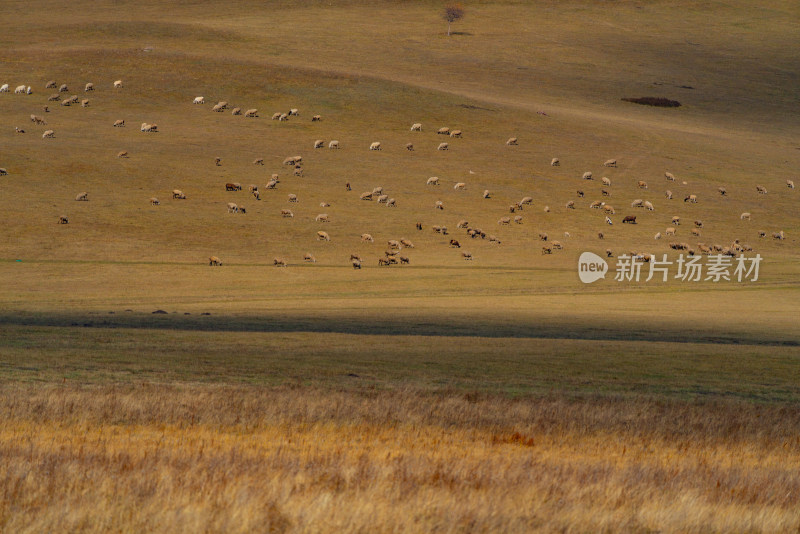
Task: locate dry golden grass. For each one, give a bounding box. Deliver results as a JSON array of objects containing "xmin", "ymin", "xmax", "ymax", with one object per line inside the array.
[{"xmin": 1, "ymin": 385, "xmax": 799, "ymax": 533}]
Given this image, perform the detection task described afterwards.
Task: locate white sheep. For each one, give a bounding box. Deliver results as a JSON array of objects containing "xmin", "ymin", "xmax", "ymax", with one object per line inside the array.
[
  {"xmin": 450, "ymin": 130, "xmax": 462, "ymax": 138},
  {"xmin": 311, "ymin": 115, "xmax": 322, "ymax": 122},
  {"xmin": 281, "ymin": 209, "xmax": 294, "ymax": 218},
  {"xmin": 665, "ymin": 172, "xmax": 676, "ymax": 181},
  {"xmin": 756, "ymin": 185, "xmax": 767, "ymax": 194},
  {"xmin": 272, "ymin": 112, "xmax": 282, "ymax": 120},
  {"xmin": 551, "ymin": 158, "xmax": 560, "ymax": 166},
  {"xmin": 288, "ymin": 194, "xmax": 298, "ymax": 202},
  {"xmin": 244, "ymin": 109, "xmax": 258, "ymax": 117},
  {"xmin": 75, "ymin": 192, "xmax": 88, "ymax": 201},
  {"xmin": 85, "ymin": 83, "xmax": 94, "ymax": 92},
  {"xmin": 601, "ymin": 177, "xmax": 611, "ymax": 186},
  {"xmin": 329, "ymin": 140, "xmax": 340, "ymax": 149},
  {"xmin": 289, "ymin": 108, "xmax": 299, "ymax": 116},
  {"xmin": 643, "ymin": 201, "xmax": 654, "ymax": 211},
  {"xmin": 231, "ymin": 108, "xmax": 242, "ymax": 115},
  {"xmin": 361, "ymin": 234, "xmax": 374, "ymax": 243},
  {"xmin": 605, "ymin": 216, "xmax": 613, "ymax": 225},
  {"xmin": 437, "ymin": 142, "xmax": 449, "ymax": 151},
  {"xmin": 483, "ymin": 190, "xmax": 490, "ymax": 199},
  {"xmin": 209, "ymin": 256, "xmax": 222, "ymax": 266},
  {"xmin": 117, "ymin": 151, "xmax": 128, "ymax": 158},
  {"xmin": 638, "ymin": 180, "xmax": 648, "ymax": 189},
  {"xmin": 654, "ymin": 232, "xmax": 661, "ymax": 240},
  {"xmin": 113, "ymin": 119, "xmax": 125, "ymax": 127},
  {"xmin": 506, "ymin": 137, "xmax": 518, "ymax": 145},
  {"xmin": 454, "ymin": 182, "xmax": 466, "ymax": 190},
  {"xmin": 386, "ymin": 198, "xmax": 396, "ymax": 207},
  {"xmin": 582, "ymin": 171, "xmax": 593, "ymax": 180},
  {"xmin": 113, "ymin": 80, "xmax": 123, "ymax": 88},
  {"xmin": 314, "ymin": 140, "xmax": 324, "ymax": 149},
  {"xmin": 788, "ymin": 180, "xmax": 795, "ymax": 189},
  {"xmin": 410, "ymin": 123, "xmax": 422, "ymax": 131},
  {"xmin": 498, "ymin": 217, "xmax": 511, "ymax": 225},
  {"xmin": 15, "ymin": 85, "xmax": 27, "ymax": 94},
  {"xmin": 227, "ymin": 202, "xmax": 239, "ymax": 213},
  {"xmin": 316, "ymin": 213, "xmax": 330, "ymax": 222},
  {"xmin": 437, "ymin": 127, "xmax": 450, "ymax": 135},
  {"xmin": 317, "ymin": 231, "xmax": 330, "ymax": 241},
  {"xmin": 603, "ymin": 159, "xmax": 617, "ymax": 167},
  {"xmin": 406, "ymin": 143, "xmax": 414, "ymax": 151},
  {"xmin": 193, "ymin": 96, "xmax": 204, "ymax": 104},
  {"xmin": 149, "ymin": 197, "xmax": 160, "ymax": 206},
  {"xmin": 81, "ymin": 99, "xmax": 89, "ymax": 107},
  {"xmin": 304, "ymin": 253, "xmax": 316, "ymax": 263},
  {"xmin": 740, "ymin": 212, "xmax": 751, "ymax": 220},
  {"xmin": 435, "ymin": 200, "xmax": 444, "ymax": 210},
  {"xmin": 369, "ymin": 142, "xmax": 381, "ymax": 151},
  {"xmin": 631, "ymin": 199, "xmax": 644, "ymax": 208},
  {"xmin": 426, "ymin": 177, "xmax": 439, "ymax": 186},
  {"xmin": 42, "ymin": 130, "xmax": 55, "ymax": 138}
]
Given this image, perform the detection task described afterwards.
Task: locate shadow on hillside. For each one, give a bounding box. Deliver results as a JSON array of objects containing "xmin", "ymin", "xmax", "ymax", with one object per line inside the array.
[{"xmin": 0, "ymin": 311, "xmax": 795, "ymax": 347}]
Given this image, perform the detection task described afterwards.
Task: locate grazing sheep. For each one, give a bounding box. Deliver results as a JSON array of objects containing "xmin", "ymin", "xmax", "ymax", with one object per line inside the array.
[
  {"xmin": 387, "ymin": 239, "xmax": 401, "ymax": 249},
  {"xmin": 514, "ymin": 215, "xmax": 523, "ymax": 224},
  {"xmin": 0, "ymin": 168, "xmax": 7, "ymax": 176},
  {"xmin": 117, "ymin": 151, "xmax": 128, "ymax": 158},
  {"xmin": 316, "ymin": 213, "xmax": 330, "ymax": 222},
  {"xmin": 352, "ymin": 259, "xmax": 362, "ymax": 269},
  {"xmin": 718, "ymin": 187, "xmax": 727, "ymax": 196},
  {"xmin": 400, "ymin": 239, "xmax": 414, "ymax": 248},
  {"xmin": 324, "ymin": 140, "xmax": 339, "ymax": 150},
  {"xmin": 372, "ymin": 187, "xmax": 383, "ymax": 196},
  {"xmin": 622, "ymin": 215, "xmax": 636, "ymax": 224},
  {"xmin": 590, "ymin": 200, "xmax": 603, "ymax": 209},
  {"xmin": 449, "ymin": 239, "xmax": 461, "ymax": 248},
  {"xmin": 227, "ymin": 202, "xmax": 239, "ymax": 213},
  {"xmin": 551, "ymin": 158, "xmax": 560, "ymax": 166},
  {"xmin": 694, "ymin": 220, "xmax": 703, "ymax": 228},
  {"xmin": 48, "ymin": 93, "xmax": 60, "ymax": 101},
  {"xmin": 684, "ymin": 194, "xmax": 697, "ymax": 203},
  {"xmin": 483, "ymin": 190, "xmax": 491, "ymax": 199},
  {"xmin": 605, "ymin": 216, "xmax": 613, "ymax": 225},
  {"xmin": 113, "ymin": 119, "xmax": 125, "ymax": 127},
  {"xmin": 409, "ymin": 123, "xmax": 423, "ymax": 132},
  {"xmin": 604, "ymin": 159, "xmax": 617, "ymax": 167},
  {"xmin": 149, "ymin": 197, "xmax": 160, "ymax": 206},
  {"xmin": 643, "ymin": 201, "xmax": 654, "ymax": 211},
  {"xmin": 172, "ymin": 190, "xmax": 186, "ymax": 199},
  {"xmin": 544, "ymin": 206, "xmax": 550, "ymax": 213},
  {"xmin": 488, "ymin": 235, "xmax": 501, "ymax": 244},
  {"xmin": 437, "ymin": 127, "xmax": 450, "ymax": 135},
  {"xmin": 273, "ymin": 258, "xmax": 287, "ymax": 267},
  {"xmin": 457, "ymin": 220, "xmax": 470, "ymax": 229},
  {"xmin": 15, "ymin": 127, "xmax": 24, "ymax": 134},
  {"xmin": 740, "ymin": 212, "xmax": 751, "ymax": 220},
  {"xmin": 454, "ymin": 182, "xmax": 466, "ymax": 190},
  {"xmin": 193, "ymin": 96, "xmax": 204, "ymax": 104},
  {"xmin": 225, "ymin": 183, "xmax": 242, "ymax": 191},
  {"xmin": 386, "ymin": 198, "xmax": 397, "ymax": 207},
  {"xmin": 692, "ymin": 229, "xmax": 701, "ymax": 237},
  {"xmin": 209, "ymin": 256, "xmax": 222, "ymax": 266},
  {"xmin": 369, "ymin": 142, "xmax": 382, "ymax": 151},
  {"xmin": 756, "ymin": 185, "xmax": 767, "ymax": 194},
  {"xmin": 416, "ymin": 222, "xmax": 423, "ymax": 231},
  {"xmin": 231, "ymin": 108, "xmax": 242, "ymax": 115},
  {"xmin": 499, "ymin": 217, "xmax": 511, "ymax": 225},
  {"xmin": 665, "ymin": 190, "xmax": 673, "ymax": 200},
  {"xmin": 58, "ymin": 84, "xmax": 68, "ymax": 93},
  {"xmin": 378, "ymin": 258, "xmax": 391, "ymax": 266},
  {"xmin": 42, "ymin": 130, "xmax": 55, "ymax": 138},
  {"xmin": 654, "ymin": 232, "xmax": 661, "ymax": 240},
  {"xmin": 520, "ymin": 196, "xmax": 533, "ymax": 205},
  {"xmin": 638, "ymin": 180, "xmax": 648, "ymax": 189},
  {"xmin": 506, "ymin": 137, "xmax": 518, "ymax": 145},
  {"xmin": 278, "ymin": 113, "xmax": 289, "ymax": 121},
  {"xmin": 283, "ymin": 156, "xmax": 299, "ymax": 166},
  {"xmin": 44, "ymin": 81, "xmax": 57, "ymax": 89},
  {"xmin": 541, "ymin": 246, "xmax": 552, "ymax": 255},
  {"xmin": 271, "ymin": 112, "xmax": 282, "ymax": 120},
  {"xmin": 113, "ymin": 80, "xmax": 123, "ymax": 88},
  {"xmin": 317, "ymin": 231, "xmax": 330, "ymax": 241},
  {"xmin": 314, "ymin": 140, "xmax": 324, "ymax": 149},
  {"xmin": 30, "ymin": 114, "xmax": 46, "ymax": 125},
  {"xmin": 0, "ymin": 84, "xmax": 8, "ymax": 92},
  {"xmin": 312, "ymin": 115, "xmax": 322, "ymax": 122},
  {"xmin": 361, "ymin": 234, "xmax": 374, "ymax": 243},
  {"xmin": 773, "ymin": 230, "xmax": 785, "ymax": 240},
  {"xmin": 244, "ymin": 109, "xmax": 258, "ymax": 117},
  {"xmin": 360, "ymin": 192, "xmax": 373, "ymax": 201},
  {"xmin": 438, "ymin": 142, "xmax": 449, "ymax": 151},
  {"xmin": 288, "ymin": 108, "xmax": 299, "ymax": 116},
  {"xmin": 294, "ymin": 167, "xmax": 304, "ymax": 177},
  {"xmin": 577, "ymin": 190, "xmax": 585, "ymax": 198},
  {"xmin": 461, "ymin": 252, "xmax": 473, "ymax": 260},
  {"xmin": 266, "ymin": 179, "xmax": 278, "ymax": 190},
  {"xmin": 304, "ymin": 253, "xmax": 316, "ymax": 263},
  {"xmin": 450, "ymin": 130, "xmax": 462, "ymax": 138},
  {"xmin": 601, "ymin": 189, "xmax": 611, "ymax": 197},
  {"xmin": 665, "ymin": 172, "xmax": 676, "ymax": 181},
  {"xmin": 666, "ymin": 227, "xmax": 676, "ymax": 236},
  {"xmin": 286, "ymin": 193, "xmax": 298, "ymax": 203},
  {"xmin": 212, "ymin": 103, "xmax": 224, "ymax": 112},
  {"xmin": 214, "ymin": 157, "xmax": 222, "ymax": 166},
  {"xmin": 631, "ymin": 199, "xmax": 644, "ymax": 208},
  {"xmin": 435, "ymin": 200, "xmax": 444, "ymax": 210},
  {"xmin": 672, "ymin": 216, "xmax": 680, "ymax": 225},
  {"xmin": 399, "ymin": 256, "xmax": 410, "ymax": 264},
  {"xmin": 58, "ymin": 215, "xmax": 69, "ymax": 224},
  {"xmin": 566, "ymin": 200, "xmax": 575, "ymax": 209},
  {"xmin": 281, "ymin": 209, "xmax": 294, "ymax": 218},
  {"xmin": 602, "ymin": 205, "xmax": 615, "ymax": 214},
  {"xmin": 602, "ymin": 177, "xmax": 611, "ymax": 186},
  {"xmin": 406, "ymin": 143, "xmax": 414, "ymax": 151},
  {"xmin": 426, "ymin": 177, "xmax": 440, "ymax": 186},
  {"xmin": 787, "ymin": 180, "xmax": 795, "ymax": 189},
  {"xmin": 252, "ymin": 190, "xmax": 260, "ymax": 200},
  {"xmin": 377, "ymin": 194, "xmax": 389, "ymax": 204},
  {"xmin": 81, "ymin": 99, "xmax": 89, "ymax": 107}
]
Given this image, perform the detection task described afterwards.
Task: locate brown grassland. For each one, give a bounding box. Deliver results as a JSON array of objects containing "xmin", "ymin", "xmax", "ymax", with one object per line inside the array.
[{"xmin": 1, "ymin": 0, "xmax": 799, "ymax": 531}]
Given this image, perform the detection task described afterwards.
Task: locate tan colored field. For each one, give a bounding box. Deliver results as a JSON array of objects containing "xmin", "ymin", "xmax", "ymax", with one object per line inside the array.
[{"xmin": 1, "ymin": 0, "xmax": 799, "ymax": 531}]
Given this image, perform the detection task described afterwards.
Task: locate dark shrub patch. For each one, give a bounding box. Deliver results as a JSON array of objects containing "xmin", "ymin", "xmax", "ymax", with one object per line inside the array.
[{"xmin": 622, "ymin": 97, "xmax": 681, "ymax": 107}]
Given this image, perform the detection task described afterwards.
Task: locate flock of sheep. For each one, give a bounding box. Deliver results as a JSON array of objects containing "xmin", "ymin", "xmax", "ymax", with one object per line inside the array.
[{"xmin": 3, "ymin": 76, "xmax": 794, "ymax": 270}]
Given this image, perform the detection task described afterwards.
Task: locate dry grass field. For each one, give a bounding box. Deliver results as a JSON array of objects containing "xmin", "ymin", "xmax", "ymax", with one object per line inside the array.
[{"xmin": 1, "ymin": 0, "xmax": 799, "ymax": 531}]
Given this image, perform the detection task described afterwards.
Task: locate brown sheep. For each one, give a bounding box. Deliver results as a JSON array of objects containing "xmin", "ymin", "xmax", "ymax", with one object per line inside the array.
[
  {"xmin": 449, "ymin": 239, "xmax": 461, "ymax": 248},
  {"xmin": 637, "ymin": 180, "xmax": 648, "ymax": 189}
]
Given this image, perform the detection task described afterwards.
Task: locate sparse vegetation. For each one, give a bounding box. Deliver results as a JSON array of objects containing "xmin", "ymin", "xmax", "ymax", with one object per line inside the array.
[{"xmin": 622, "ymin": 96, "xmax": 682, "ymax": 107}]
